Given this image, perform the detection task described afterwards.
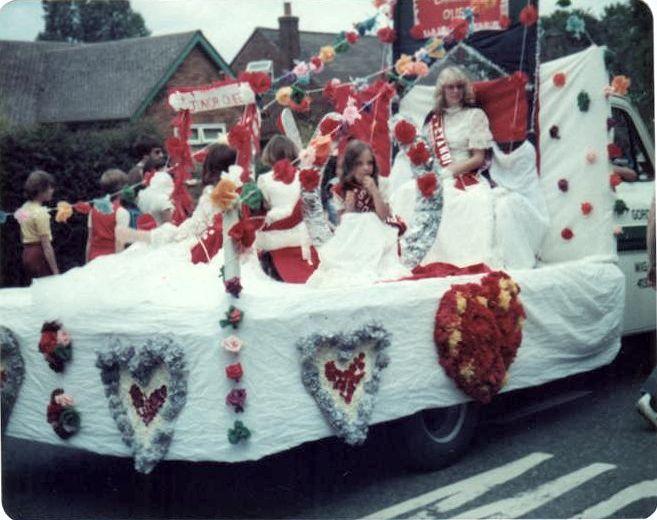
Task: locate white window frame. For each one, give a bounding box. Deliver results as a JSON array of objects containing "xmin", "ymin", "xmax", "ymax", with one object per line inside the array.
[{"xmin": 189, "ymin": 123, "xmax": 227, "ymax": 145}]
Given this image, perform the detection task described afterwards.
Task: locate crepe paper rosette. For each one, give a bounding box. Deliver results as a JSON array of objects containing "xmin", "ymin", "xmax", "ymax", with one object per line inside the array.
[
  {"xmin": 225, "ymin": 362, "xmax": 244, "ymax": 382},
  {"xmin": 38, "ymin": 321, "xmax": 73, "ymax": 373},
  {"xmin": 228, "ymin": 420, "xmax": 251, "ymax": 445},
  {"xmin": 220, "ymin": 305, "xmax": 244, "ymax": 329},
  {"xmin": 46, "ymin": 389, "xmax": 81, "ymax": 440}
]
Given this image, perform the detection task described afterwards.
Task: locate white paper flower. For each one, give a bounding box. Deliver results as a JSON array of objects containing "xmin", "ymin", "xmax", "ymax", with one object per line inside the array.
[{"xmin": 222, "ymin": 335, "xmax": 244, "ymax": 354}]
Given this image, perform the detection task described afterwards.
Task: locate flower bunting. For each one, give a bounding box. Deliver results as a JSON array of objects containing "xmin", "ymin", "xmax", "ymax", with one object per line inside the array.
[
  {"xmin": 55, "ymin": 201, "xmax": 73, "ymax": 223},
  {"xmin": 376, "ymin": 27, "xmax": 396, "ymax": 43},
  {"xmin": 238, "ymin": 71, "xmax": 271, "ymax": 95}
]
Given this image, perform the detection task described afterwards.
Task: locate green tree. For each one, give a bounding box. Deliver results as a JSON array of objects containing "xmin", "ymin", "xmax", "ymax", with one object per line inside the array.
[
  {"xmin": 37, "ymin": 0, "xmax": 150, "ymax": 43},
  {"xmin": 540, "ymin": 1, "xmax": 653, "ymax": 128}
]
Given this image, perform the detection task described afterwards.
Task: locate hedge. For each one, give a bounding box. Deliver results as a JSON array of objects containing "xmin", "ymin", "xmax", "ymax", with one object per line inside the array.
[{"xmin": 0, "ymin": 121, "xmax": 163, "ymax": 287}]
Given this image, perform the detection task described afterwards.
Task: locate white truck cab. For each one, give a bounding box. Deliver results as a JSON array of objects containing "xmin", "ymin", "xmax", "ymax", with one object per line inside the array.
[{"xmin": 610, "ymin": 95, "xmax": 656, "ymax": 335}]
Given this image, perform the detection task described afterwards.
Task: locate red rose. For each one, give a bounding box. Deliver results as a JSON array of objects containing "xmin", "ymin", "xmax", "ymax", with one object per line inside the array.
[
  {"xmin": 377, "ymin": 27, "xmax": 396, "ymax": 44},
  {"xmin": 499, "ymin": 15, "xmax": 511, "ymax": 29},
  {"xmin": 346, "ymin": 31, "xmax": 359, "ymax": 44},
  {"xmin": 394, "ymin": 120, "xmax": 417, "ymax": 146},
  {"xmin": 449, "ymin": 18, "xmax": 469, "ymax": 41},
  {"xmin": 273, "ymin": 159, "xmax": 297, "ymax": 184},
  {"xmin": 416, "ymin": 173, "xmax": 438, "ymax": 199},
  {"xmin": 608, "ymin": 143, "xmax": 622, "ymax": 160},
  {"xmin": 229, "ymin": 308, "xmax": 242, "ymax": 323},
  {"xmin": 553, "ymin": 72, "xmax": 566, "ymax": 87},
  {"xmin": 319, "ymin": 117, "xmax": 342, "ymax": 136},
  {"xmin": 39, "ymin": 331, "xmax": 58, "ymax": 355},
  {"xmin": 299, "ymin": 168, "xmax": 321, "ymax": 191},
  {"xmin": 519, "ymin": 5, "xmax": 538, "ymax": 26},
  {"xmin": 408, "ymin": 141, "xmax": 431, "ymax": 166},
  {"xmin": 238, "ymin": 71, "xmax": 271, "ymax": 95},
  {"xmin": 225, "ymin": 362, "xmax": 244, "ymax": 382},
  {"xmin": 561, "ymin": 227, "xmax": 574, "ymax": 240},
  {"xmin": 581, "ymin": 202, "xmax": 593, "ymax": 216},
  {"xmin": 609, "ymin": 172, "xmax": 622, "ymax": 190}
]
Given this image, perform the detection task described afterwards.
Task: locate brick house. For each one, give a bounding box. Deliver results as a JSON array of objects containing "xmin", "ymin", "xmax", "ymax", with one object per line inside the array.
[
  {"xmin": 0, "ymin": 31, "xmax": 241, "ymax": 143},
  {"xmin": 230, "ymin": 2, "xmax": 386, "ymax": 142}
]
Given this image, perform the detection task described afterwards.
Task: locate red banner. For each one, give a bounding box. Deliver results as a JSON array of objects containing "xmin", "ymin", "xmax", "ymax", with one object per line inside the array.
[{"xmin": 411, "ymin": 0, "xmax": 508, "ymax": 39}]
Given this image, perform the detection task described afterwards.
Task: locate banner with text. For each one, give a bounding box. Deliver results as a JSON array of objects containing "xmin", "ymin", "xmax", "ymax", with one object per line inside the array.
[
  {"xmin": 411, "ymin": 0, "xmax": 508, "ymax": 39},
  {"xmin": 168, "ymin": 81, "xmax": 256, "ymax": 113}
]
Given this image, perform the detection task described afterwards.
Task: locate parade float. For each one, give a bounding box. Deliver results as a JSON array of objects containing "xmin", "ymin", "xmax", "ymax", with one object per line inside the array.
[{"xmin": 0, "ymin": 0, "xmax": 650, "ymax": 474}]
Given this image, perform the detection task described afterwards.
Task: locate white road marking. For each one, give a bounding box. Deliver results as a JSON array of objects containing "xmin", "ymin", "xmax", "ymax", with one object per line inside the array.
[
  {"xmin": 360, "ymin": 452, "xmax": 553, "ymax": 520},
  {"xmin": 455, "ymin": 463, "xmax": 616, "ymax": 519},
  {"xmin": 574, "ymin": 479, "xmax": 657, "ymax": 519}
]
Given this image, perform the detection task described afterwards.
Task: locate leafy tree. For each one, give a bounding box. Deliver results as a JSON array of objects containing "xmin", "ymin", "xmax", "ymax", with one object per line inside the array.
[
  {"xmin": 540, "ymin": 1, "xmax": 653, "ymax": 128},
  {"xmin": 37, "ymin": 0, "xmax": 150, "ymax": 43}
]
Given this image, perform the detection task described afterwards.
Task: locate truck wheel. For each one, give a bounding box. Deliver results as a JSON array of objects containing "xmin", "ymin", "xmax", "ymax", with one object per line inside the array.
[{"xmin": 394, "ymin": 402, "xmax": 480, "ymax": 471}]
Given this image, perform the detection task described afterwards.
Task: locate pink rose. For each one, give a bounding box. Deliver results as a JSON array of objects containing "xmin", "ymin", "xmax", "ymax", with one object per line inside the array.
[
  {"xmin": 222, "ymin": 335, "xmax": 244, "ymax": 354},
  {"xmin": 54, "ymin": 393, "xmax": 74, "ymax": 407}
]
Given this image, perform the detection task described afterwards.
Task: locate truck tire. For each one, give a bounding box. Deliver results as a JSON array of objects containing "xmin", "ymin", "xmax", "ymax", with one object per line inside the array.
[{"xmin": 394, "ymin": 402, "xmax": 480, "ymax": 471}]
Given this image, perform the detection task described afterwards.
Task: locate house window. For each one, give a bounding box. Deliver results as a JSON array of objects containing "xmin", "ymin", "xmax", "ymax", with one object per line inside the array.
[{"xmin": 189, "ymin": 123, "xmax": 227, "ymax": 146}]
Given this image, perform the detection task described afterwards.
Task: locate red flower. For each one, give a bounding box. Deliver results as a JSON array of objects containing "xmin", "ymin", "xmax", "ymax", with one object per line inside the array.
[
  {"xmin": 409, "ymin": 24, "xmax": 424, "ymax": 39},
  {"xmin": 561, "ymin": 227, "xmax": 574, "ymax": 240},
  {"xmin": 377, "ymin": 27, "xmax": 396, "ymax": 44},
  {"xmin": 408, "ymin": 141, "xmax": 431, "ymax": 166},
  {"xmin": 319, "ymin": 117, "xmax": 342, "ymax": 136},
  {"xmin": 519, "ymin": 4, "xmax": 538, "ymax": 26},
  {"xmin": 310, "ymin": 56, "xmax": 323, "ymax": 70},
  {"xmin": 449, "ymin": 18, "xmax": 469, "ymax": 41},
  {"xmin": 299, "ymin": 168, "xmax": 321, "ymax": 191},
  {"xmin": 225, "ymin": 362, "xmax": 244, "ymax": 382},
  {"xmin": 499, "ymin": 15, "xmax": 511, "ymax": 29},
  {"xmin": 416, "ymin": 173, "xmax": 438, "ymax": 199},
  {"xmin": 610, "ymin": 172, "xmax": 623, "ymax": 190},
  {"xmin": 272, "ymin": 159, "xmax": 297, "ymax": 184},
  {"xmin": 553, "ymin": 72, "xmax": 566, "ymax": 87},
  {"xmin": 238, "ymin": 71, "xmax": 271, "ymax": 95},
  {"xmin": 323, "ymin": 79, "xmax": 341, "ymax": 101},
  {"xmin": 228, "ymin": 218, "xmax": 258, "ymax": 250},
  {"xmin": 346, "ymin": 31, "xmax": 359, "ymax": 44},
  {"xmin": 608, "ymin": 143, "xmax": 623, "ymax": 160},
  {"xmin": 224, "ymin": 277, "xmax": 242, "ymax": 298},
  {"xmin": 72, "ymin": 201, "xmax": 91, "ymax": 214},
  {"xmin": 581, "ymin": 202, "xmax": 593, "ymax": 216},
  {"xmin": 289, "ymin": 96, "xmax": 311, "ymax": 113},
  {"xmin": 558, "ymin": 178, "xmax": 569, "ymax": 192},
  {"xmin": 394, "ymin": 120, "xmax": 417, "ymax": 146},
  {"xmin": 39, "ymin": 331, "xmax": 58, "ymax": 355}
]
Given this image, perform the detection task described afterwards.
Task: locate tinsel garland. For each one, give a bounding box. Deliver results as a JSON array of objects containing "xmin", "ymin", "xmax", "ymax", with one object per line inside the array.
[
  {"xmin": 297, "ymin": 323, "xmax": 391, "ymax": 445},
  {"xmin": 301, "ymin": 188, "xmax": 333, "ymax": 247},
  {"xmin": 401, "ymin": 187, "xmax": 443, "ymax": 268},
  {"xmin": 0, "ymin": 326, "xmax": 25, "ymax": 431},
  {"xmin": 96, "ymin": 336, "xmax": 188, "ymax": 474}
]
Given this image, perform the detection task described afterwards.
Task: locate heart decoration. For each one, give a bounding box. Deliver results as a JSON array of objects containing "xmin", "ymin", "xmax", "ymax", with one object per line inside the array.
[
  {"xmin": 434, "ymin": 271, "xmax": 525, "ymax": 404},
  {"xmin": 0, "ymin": 326, "xmax": 25, "ymax": 431},
  {"xmin": 297, "ymin": 323, "xmax": 391, "ymax": 445},
  {"xmin": 96, "ymin": 336, "xmax": 187, "ymax": 474}
]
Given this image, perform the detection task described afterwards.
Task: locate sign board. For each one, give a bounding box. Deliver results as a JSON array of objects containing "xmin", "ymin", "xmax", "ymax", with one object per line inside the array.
[
  {"xmin": 168, "ymin": 81, "xmax": 256, "ymax": 113},
  {"xmin": 411, "ymin": 0, "xmax": 508, "ymax": 39}
]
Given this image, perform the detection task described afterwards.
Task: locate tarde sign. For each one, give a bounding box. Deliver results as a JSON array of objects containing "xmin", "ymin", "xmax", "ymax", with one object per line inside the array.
[
  {"xmin": 168, "ymin": 81, "xmax": 256, "ymax": 113},
  {"xmin": 411, "ymin": 0, "xmax": 508, "ymax": 39}
]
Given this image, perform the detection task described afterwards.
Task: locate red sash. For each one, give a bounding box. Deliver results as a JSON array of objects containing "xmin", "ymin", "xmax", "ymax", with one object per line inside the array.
[{"xmin": 430, "ymin": 113, "xmax": 479, "ymax": 191}]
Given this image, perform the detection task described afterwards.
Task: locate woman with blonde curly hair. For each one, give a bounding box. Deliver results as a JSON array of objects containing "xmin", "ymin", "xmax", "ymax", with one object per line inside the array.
[{"xmin": 427, "ymin": 66, "xmax": 492, "ymax": 189}]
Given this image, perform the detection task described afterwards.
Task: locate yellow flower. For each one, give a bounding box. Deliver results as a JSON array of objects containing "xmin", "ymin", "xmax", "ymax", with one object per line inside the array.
[
  {"xmin": 426, "ymin": 38, "xmax": 445, "ymax": 59},
  {"xmin": 55, "ymin": 201, "xmax": 73, "ymax": 223},
  {"xmin": 394, "ymin": 54, "xmax": 413, "ymax": 75},
  {"xmin": 318, "ymin": 46, "xmax": 335, "ymax": 63},
  {"xmin": 210, "ymin": 179, "xmax": 238, "ymax": 211},
  {"xmin": 455, "ymin": 292, "xmax": 467, "ymax": 314},
  {"xmin": 275, "ymin": 87, "xmax": 292, "ymax": 106}
]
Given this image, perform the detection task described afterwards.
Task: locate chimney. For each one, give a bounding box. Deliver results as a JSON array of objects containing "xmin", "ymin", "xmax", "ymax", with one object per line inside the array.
[{"xmin": 278, "ymin": 2, "xmax": 300, "ymax": 70}]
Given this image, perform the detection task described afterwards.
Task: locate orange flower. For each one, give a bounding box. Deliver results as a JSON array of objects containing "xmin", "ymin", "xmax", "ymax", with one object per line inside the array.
[
  {"xmin": 55, "ymin": 201, "xmax": 73, "ymax": 223},
  {"xmin": 210, "ymin": 179, "xmax": 238, "ymax": 211},
  {"xmin": 394, "ymin": 54, "xmax": 413, "ymax": 75},
  {"xmin": 406, "ymin": 61, "xmax": 429, "ymax": 78},
  {"xmin": 611, "ymin": 75, "xmax": 631, "ymax": 96}
]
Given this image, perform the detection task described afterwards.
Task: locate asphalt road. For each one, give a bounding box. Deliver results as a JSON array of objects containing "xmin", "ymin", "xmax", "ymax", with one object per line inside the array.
[{"xmin": 2, "ymin": 357, "xmax": 656, "ymax": 519}]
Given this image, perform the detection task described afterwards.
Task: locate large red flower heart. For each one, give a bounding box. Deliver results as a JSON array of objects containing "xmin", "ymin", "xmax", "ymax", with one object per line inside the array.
[
  {"xmin": 129, "ymin": 384, "xmax": 168, "ymax": 426},
  {"xmin": 434, "ymin": 272, "xmax": 525, "ymax": 403},
  {"xmin": 324, "ymin": 353, "xmax": 366, "ymax": 405}
]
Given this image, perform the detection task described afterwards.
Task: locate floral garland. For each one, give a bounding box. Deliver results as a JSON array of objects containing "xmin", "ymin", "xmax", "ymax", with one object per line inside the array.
[
  {"xmin": 434, "ymin": 271, "xmax": 525, "ymax": 404},
  {"xmin": 297, "ymin": 323, "xmax": 391, "ymax": 446},
  {"xmin": 96, "ymin": 336, "xmax": 188, "ymax": 474},
  {"xmin": 0, "ymin": 326, "xmax": 25, "ymax": 430},
  {"xmin": 38, "ymin": 321, "xmax": 73, "ymax": 373},
  {"xmin": 46, "ymin": 388, "xmax": 81, "ymax": 439}
]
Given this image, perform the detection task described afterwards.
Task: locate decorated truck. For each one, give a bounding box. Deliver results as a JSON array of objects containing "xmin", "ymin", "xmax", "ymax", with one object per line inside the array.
[{"xmin": 0, "ymin": 0, "xmax": 654, "ymax": 474}]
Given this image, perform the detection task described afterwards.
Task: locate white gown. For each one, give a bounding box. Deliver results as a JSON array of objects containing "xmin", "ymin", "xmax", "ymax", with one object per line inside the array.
[{"xmin": 306, "ymin": 181, "xmax": 410, "ymax": 289}]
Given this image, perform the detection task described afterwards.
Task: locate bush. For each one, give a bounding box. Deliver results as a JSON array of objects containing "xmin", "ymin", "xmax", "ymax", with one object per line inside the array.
[{"xmin": 0, "ymin": 120, "xmax": 163, "ymax": 287}]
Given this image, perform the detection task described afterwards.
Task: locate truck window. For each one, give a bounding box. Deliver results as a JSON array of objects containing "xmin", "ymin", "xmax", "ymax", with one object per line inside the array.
[{"xmin": 611, "ymin": 107, "xmax": 654, "ymax": 181}]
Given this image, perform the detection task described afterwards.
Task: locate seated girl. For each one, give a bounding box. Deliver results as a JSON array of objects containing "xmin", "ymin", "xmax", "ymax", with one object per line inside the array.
[
  {"xmin": 256, "ymin": 135, "xmax": 318, "ymax": 283},
  {"xmin": 306, "ymin": 140, "xmax": 409, "ymax": 288},
  {"xmin": 86, "ymin": 168, "xmax": 131, "ymax": 263}
]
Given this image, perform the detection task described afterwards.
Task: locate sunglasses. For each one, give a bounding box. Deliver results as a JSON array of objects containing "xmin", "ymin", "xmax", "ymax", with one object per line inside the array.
[{"xmin": 444, "ymin": 83, "xmax": 465, "ymax": 91}]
